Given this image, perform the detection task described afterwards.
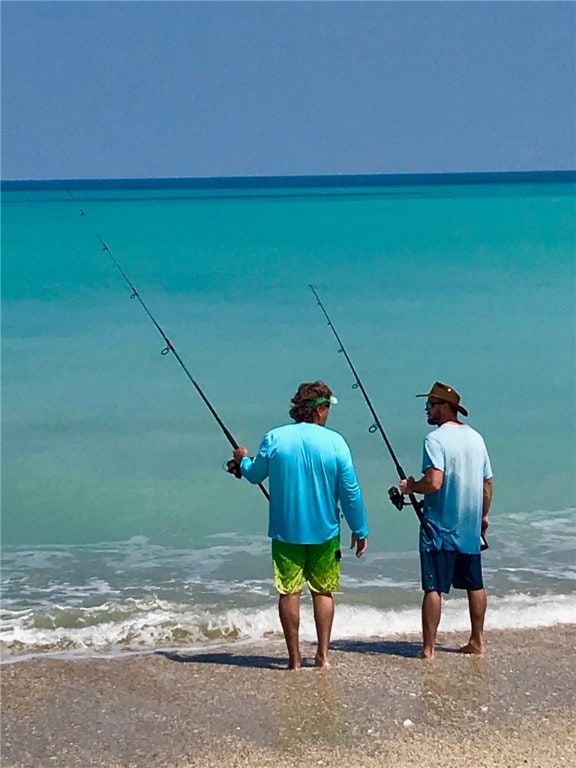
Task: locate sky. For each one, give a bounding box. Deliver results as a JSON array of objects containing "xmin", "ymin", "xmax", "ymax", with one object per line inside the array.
[{"xmin": 1, "ymin": 1, "xmax": 575, "ymax": 180}]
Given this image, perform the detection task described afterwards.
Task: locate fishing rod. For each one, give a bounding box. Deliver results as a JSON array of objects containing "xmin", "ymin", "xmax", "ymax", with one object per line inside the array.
[
  {"xmin": 66, "ymin": 189, "xmax": 269, "ymax": 501},
  {"xmin": 308, "ymin": 284, "xmax": 426, "ymax": 527}
]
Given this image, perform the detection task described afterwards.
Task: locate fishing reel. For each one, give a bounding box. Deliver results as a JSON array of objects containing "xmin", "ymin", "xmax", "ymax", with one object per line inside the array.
[
  {"xmin": 224, "ymin": 459, "xmax": 242, "ymax": 479},
  {"xmin": 388, "ymin": 486, "xmax": 424, "ymax": 514},
  {"xmin": 388, "ymin": 486, "xmax": 406, "ymax": 511}
]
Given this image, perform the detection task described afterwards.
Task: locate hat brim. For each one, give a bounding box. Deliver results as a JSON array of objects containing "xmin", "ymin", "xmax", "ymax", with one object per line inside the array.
[{"xmin": 416, "ymin": 393, "xmax": 468, "ymax": 417}]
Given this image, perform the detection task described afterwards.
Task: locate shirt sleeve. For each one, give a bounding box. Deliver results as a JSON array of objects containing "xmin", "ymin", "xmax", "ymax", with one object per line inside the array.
[
  {"xmin": 422, "ymin": 435, "xmax": 445, "ymax": 472},
  {"xmin": 336, "ymin": 442, "xmax": 369, "ymax": 539},
  {"xmin": 239, "ymin": 432, "xmax": 271, "ymax": 485}
]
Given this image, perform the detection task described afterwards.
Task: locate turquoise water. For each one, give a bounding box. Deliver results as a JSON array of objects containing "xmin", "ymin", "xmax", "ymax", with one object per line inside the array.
[{"xmin": 1, "ymin": 175, "xmax": 575, "ymax": 658}]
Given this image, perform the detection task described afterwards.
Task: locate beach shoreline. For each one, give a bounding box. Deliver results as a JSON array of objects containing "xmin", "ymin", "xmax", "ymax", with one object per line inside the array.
[{"xmin": 2, "ymin": 624, "xmax": 575, "ymax": 767}]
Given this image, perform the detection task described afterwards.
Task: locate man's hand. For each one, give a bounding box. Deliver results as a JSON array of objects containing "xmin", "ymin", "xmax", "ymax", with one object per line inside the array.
[
  {"xmin": 233, "ymin": 446, "xmax": 249, "ymax": 463},
  {"xmin": 399, "ymin": 477, "xmax": 415, "ymax": 495},
  {"xmin": 350, "ymin": 534, "xmax": 368, "ymax": 558}
]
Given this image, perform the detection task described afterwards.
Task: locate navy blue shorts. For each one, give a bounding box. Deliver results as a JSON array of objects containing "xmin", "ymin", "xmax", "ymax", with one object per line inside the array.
[{"xmin": 420, "ymin": 550, "xmax": 484, "ymax": 594}]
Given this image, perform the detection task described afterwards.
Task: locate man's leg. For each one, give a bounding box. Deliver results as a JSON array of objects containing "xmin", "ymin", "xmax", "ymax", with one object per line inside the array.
[
  {"xmin": 420, "ymin": 551, "xmax": 451, "ymax": 660},
  {"xmin": 421, "ymin": 590, "xmax": 442, "ymax": 659},
  {"xmin": 459, "ymin": 588, "xmax": 487, "ymax": 654},
  {"xmin": 311, "ymin": 591, "xmax": 334, "ymax": 668},
  {"xmin": 307, "ymin": 537, "xmax": 340, "ymax": 668},
  {"xmin": 278, "ymin": 592, "xmax": 303, "ymax": 670},
  {"xmin": 272, "ymin": 540, "xmax": 306, "ymax": 670}
]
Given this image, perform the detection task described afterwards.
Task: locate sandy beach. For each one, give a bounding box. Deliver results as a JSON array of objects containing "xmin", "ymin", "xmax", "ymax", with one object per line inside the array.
[{"xmin": 2, "ymin": 624, "xmax": 575, "ymax": 767}]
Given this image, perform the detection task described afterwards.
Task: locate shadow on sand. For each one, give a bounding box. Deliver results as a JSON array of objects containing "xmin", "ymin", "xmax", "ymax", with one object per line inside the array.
[
  {"xmin": 156, "ymin": 637, "xmax": 456, "ymax": 667},
  {"xmin": 155, "ymin": 649, "xmax": 287, "ymax": 669},
  {"xmin": 330, "ymin": 638, "xmax": 456, "ymax": 658}
]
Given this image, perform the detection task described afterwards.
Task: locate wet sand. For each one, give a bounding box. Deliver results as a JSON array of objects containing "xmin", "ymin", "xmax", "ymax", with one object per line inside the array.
[{"xmin": 2, "ymin": 625, "xmax": 575, "ymax": 767}]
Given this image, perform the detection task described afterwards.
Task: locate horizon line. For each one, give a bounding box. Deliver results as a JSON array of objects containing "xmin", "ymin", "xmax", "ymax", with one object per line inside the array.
[{"xmin": 2, "ymin": 169, "xmax": 575, "ymax": 190}]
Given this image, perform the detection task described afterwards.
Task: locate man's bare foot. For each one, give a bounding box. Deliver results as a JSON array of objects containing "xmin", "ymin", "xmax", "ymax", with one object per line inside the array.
[
  {"xmin": 314, "ymin": 654, "xmax": 331, "ymax": 669},
  {"xmin": 288, "ymin": 655, "xmax": 303, "ymax": 670},
  {"xmin": 458, "ymin": 641, "xmax": 485, "ymax": 655},
  {"xmin": 418, "ymin": 648, "xmax": 435, "ymax": 660}
]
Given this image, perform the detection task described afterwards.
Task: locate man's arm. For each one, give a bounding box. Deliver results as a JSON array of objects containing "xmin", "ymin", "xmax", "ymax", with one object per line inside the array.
[
  {"xmin": 336, "ymin": 450, "xmax": 369, "ymax": 544},
  {"xmin": 400, "ymin": 467, "xmax": 444, "ymax": 496},
  {"xmin": 232, "ymin": 437, "xmax": 270, "ymax": 485},
  {"xmin": 482, "ymin": 477, "xmax": 493, "ymax": 534}
]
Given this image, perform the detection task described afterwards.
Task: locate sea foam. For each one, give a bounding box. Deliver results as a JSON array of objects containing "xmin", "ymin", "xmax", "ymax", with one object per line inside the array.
[{"xmin": 1, "ymin": 591, "xmax": 573, "ymax": 662}]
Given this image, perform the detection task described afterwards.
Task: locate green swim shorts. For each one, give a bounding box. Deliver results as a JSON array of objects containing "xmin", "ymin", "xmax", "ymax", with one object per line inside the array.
[{"xmin": 272, "ymin": 536, "xmax": 341, "ymax": 594}]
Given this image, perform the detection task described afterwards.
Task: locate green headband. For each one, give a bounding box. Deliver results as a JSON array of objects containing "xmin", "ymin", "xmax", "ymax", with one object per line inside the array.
[{"xmin": 306, "ymin": 395, "xmax": 338, "ymax": 407}]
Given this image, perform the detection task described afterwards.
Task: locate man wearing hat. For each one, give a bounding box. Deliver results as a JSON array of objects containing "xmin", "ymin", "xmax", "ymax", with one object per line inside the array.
[
  {"xmin": 400, "ymin": 382, "xmax": 493, "ymax": 659},
  {"xmin": 232, "ymin": 381, "xmax": 368, "ymax": 670}
]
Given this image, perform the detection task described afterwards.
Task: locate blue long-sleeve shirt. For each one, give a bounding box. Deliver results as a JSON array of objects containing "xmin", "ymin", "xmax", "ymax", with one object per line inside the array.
[{"xmin": 240, "ymin": 422, "xmax": 368, "ymax": 544}]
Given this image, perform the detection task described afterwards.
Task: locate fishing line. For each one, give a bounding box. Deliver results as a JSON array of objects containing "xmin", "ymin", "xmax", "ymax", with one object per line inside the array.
[
  {"xmin": 308, "ymin": 284, "xmax": 427, "ymax": 528},
  {"xmin": 66, "ymin": 188, "xmax": 269, "ymax": 501}
]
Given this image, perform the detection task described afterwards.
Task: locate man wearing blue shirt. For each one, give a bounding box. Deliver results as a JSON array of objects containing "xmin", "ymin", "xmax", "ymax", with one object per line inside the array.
[
  {"xmin": 400, "ymin": 382, "xmax": 493, "ymax": 660},
  {"xmin": 232, "ymin": 381, "xmax": 368, "ymax": 670}
]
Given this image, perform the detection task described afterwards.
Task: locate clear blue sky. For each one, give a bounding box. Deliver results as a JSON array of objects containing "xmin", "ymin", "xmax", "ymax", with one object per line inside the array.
[{"xmin": 2, "ymin": 1, "xmax": 574, "ymax": 180}]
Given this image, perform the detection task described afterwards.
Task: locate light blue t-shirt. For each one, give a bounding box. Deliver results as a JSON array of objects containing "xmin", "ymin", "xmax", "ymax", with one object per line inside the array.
[
  {"xmin": 420, "ymin": 423, "xmax": 492, "ymax": 554},
  {"xmin": 239, "ymin": 422, "xmax": 368, "ymax": 545}
]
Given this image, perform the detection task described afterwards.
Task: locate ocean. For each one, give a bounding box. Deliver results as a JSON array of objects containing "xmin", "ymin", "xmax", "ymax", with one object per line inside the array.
[{"xmin": 1, "ymin": 173, "xmax": 575, "ymax": 661}]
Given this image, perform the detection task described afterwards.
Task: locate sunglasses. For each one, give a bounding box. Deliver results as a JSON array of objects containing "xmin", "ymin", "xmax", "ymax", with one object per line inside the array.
[{"xmin": 425, "ymin": 399, "xmax": 447, "ymax": 410}]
